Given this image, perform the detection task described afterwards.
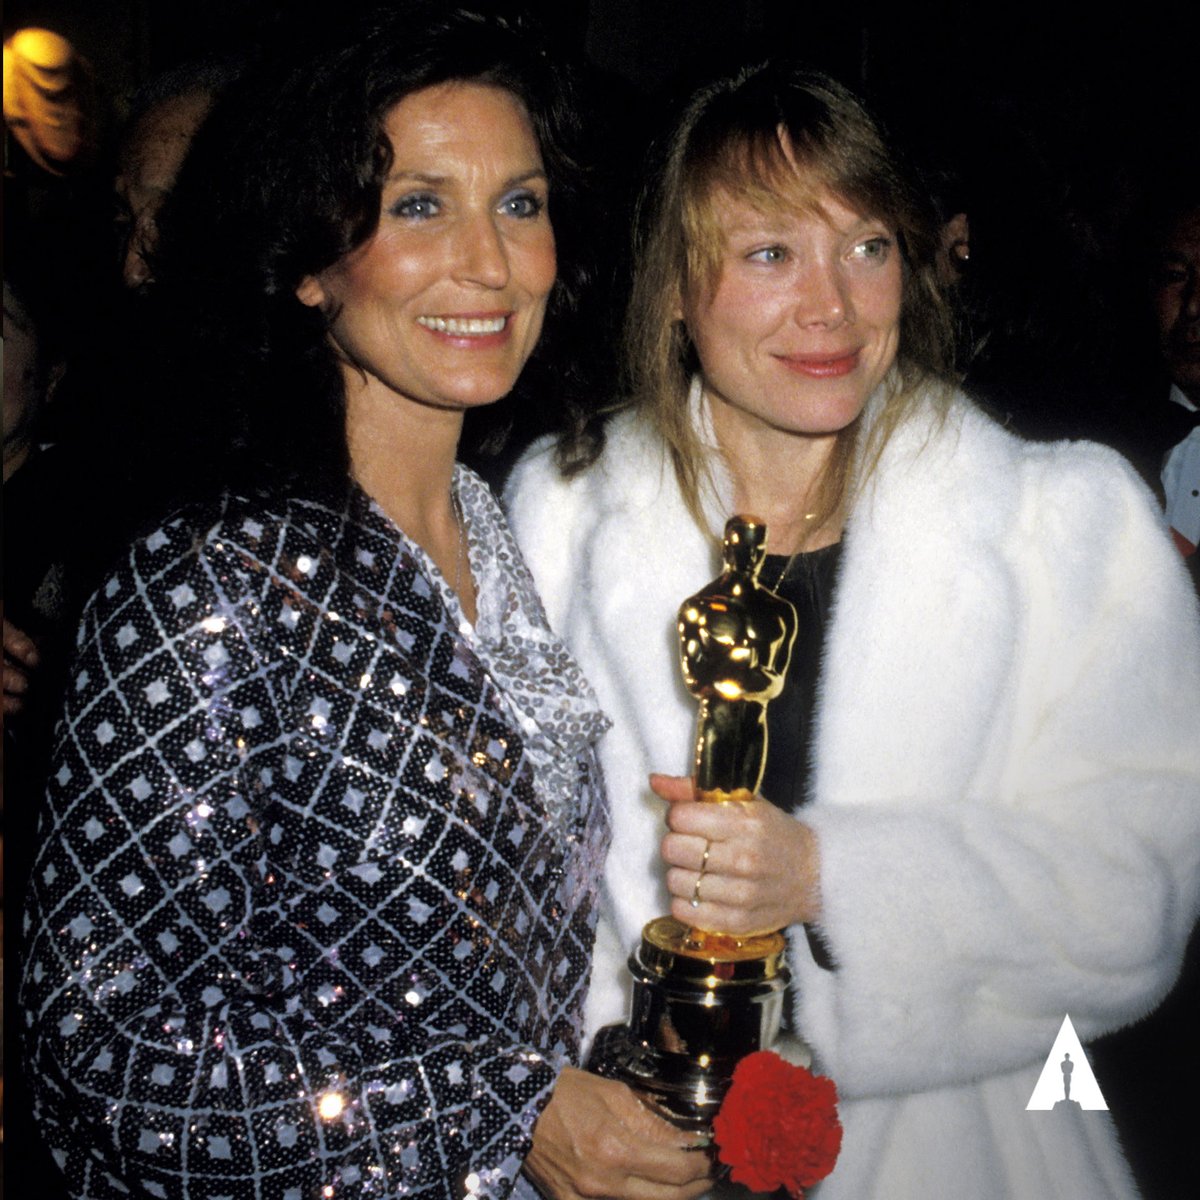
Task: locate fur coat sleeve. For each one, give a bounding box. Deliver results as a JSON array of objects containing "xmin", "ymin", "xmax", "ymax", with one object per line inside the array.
[{"xmin": 506, "ymin": 393, "xmax": 1200, "ymax": 1111}]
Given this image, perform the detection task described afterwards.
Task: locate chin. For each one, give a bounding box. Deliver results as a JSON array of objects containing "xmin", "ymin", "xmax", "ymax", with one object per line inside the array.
[
  {"xmin": 445, "ymin": 384, "xmax": 520, "ymax": 411},
  {"xmin": 800, "ymin": 395, "xmax": 871, "ymax": 435},
  {"xmin": 429, "ymin": 367, "xmax": 525, "ymax": 409}
]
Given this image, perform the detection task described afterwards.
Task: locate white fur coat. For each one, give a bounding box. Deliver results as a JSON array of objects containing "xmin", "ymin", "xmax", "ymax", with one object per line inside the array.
[{"xmin": 506, "ymin": 387, "xmax": 1200, "ymax": 1199}]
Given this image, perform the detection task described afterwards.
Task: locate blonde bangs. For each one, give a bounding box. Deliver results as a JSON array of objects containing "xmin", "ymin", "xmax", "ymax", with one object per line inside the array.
[{"xmin": 680, "ymin": 128, "xmax": 884, "ymax": 301}]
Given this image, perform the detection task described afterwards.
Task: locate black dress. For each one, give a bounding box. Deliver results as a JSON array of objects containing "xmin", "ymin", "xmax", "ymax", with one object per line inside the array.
[
  {"xmin": 759, "ymin": 543, "xmax": 843, "ymax": 817},
  {"xmin": 759, "ymin": 542, "xmax": 843, "ymax": 980}
]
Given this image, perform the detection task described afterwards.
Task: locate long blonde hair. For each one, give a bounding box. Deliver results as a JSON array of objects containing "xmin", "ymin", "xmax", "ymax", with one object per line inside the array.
[{"xmin": 617, "ymin": 63, "xmax": 957, "ymax": 535}]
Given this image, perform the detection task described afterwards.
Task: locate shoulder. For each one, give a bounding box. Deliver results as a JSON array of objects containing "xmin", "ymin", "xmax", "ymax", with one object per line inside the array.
[
  {"xmin": 79, "ymin": 491, "xmax": 325, "ymax": 650},
  {"xmin": 1014, "ymin": 433, "xmax": 1189, "ymax": 618},
  {"xmin": 508, "ymin": 410, "xmax": 668, "ymax": 502},
  {"xmin": 504, "ymin": 434, "xmax": 564, "ymax": 517},
  {"xmin": 506, "ymin": 413, "xmax": 705, "ymax": 626},
  {"xmin": 506, "ymin": 412, "xmax": 674, "ymax": 545},
  {"xmin": 944, "ymin": 394, "xmax": 1170, "ymax": 551},
  {"xmin": 875, "ymin": 387, "xmax": 1161, "ymax": 525},
  {"xmin": 128, "ymin": 491, "xmax": 303, "ymax": 585},
  {"xmin": 871, "ymin": 388, "xmax": 1187, "ymax": 609}
]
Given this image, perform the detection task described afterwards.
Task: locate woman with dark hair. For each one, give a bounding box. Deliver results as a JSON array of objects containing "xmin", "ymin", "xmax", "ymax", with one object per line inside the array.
[
  {"xmin": 508, "ymin": 62, "xmax": 1200, "ymax": 1197},
  {"xmin": 18, "ymin": 7, "xmax": 709, "ymax": 1199}
]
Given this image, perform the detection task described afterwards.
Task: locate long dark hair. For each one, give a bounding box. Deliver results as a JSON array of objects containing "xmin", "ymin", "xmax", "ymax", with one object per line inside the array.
[{"xmin": 152, "ymin": 2, "xmax": 589, "ymax": 500}]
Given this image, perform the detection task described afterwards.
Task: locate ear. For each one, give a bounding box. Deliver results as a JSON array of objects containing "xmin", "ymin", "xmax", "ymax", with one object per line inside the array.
[
  {"xmin": 672, "ymin": 286, "xmax": 686, "ymax": 323},
  {"xmin": 295, "ymin": 274, "xmax": 327, "ymax": 308},
  {"xmin": 943, "ymin": 212, "xmax": 969, "ymax": 260}
]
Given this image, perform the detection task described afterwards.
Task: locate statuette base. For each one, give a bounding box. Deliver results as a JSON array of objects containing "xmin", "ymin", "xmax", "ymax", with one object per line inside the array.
[{"xmin": 587, "ymin": 917, "xmax": 790, "ymax": 1128}]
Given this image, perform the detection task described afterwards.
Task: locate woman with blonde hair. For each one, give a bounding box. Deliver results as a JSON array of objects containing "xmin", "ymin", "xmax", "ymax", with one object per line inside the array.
[{"xmin": 508, "ymin": 61, "xmax": 1200, "ymax": 1197}]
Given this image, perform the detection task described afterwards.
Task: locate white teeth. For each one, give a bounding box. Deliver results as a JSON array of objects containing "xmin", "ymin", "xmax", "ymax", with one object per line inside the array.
[{"xmin": 417, "ymin": 315, "xmax": 507, "ymax": 335}]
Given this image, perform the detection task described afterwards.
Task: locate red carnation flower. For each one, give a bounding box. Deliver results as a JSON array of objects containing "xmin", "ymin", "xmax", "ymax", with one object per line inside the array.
[{"xmin": 711, "ymin": 1051, "xmax": 842, "ymax": 1198}]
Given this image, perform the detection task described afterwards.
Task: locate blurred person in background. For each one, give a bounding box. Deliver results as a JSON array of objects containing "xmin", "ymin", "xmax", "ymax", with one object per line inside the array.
[
  {"xmin": 113, "ymin": 55, "xmax": 241, "ymax": 290},
  {"xmin": 1152, "ymin": 197, "xmax": 1200, "ymax": 574}
]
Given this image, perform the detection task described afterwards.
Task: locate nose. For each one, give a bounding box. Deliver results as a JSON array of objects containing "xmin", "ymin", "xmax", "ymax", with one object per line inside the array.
[
  {"xmin": 453, "ymin": 212, "xmax": 510, "ymax": 290},
  {"xmin": 793, "ymin": 259, "xmax": 851, "ymax": 329}
]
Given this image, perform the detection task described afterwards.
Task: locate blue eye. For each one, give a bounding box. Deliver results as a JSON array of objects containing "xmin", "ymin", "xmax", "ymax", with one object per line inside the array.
[
  {"xmin": 853, "ymin": 236, "xmax": 892, "ymax": 261},
  {"xmin": 392, "ymin": 192, "xmax": 440, "ymax": 220},
  {"xmin": 748, "ymin": 245, "xmax": 786, "ymax": 263},
  {"xmin": 500, "ymin": 190, "xmax": 545, "ymax": 219}
]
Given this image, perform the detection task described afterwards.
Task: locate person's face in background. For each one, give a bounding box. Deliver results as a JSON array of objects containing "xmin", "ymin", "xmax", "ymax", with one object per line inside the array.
[
  {"xmin": 1, "ymin": 280, "xmax": 56, "ymax": 482},
  {"xmin": 2, "ymin": 282, "xmax": 44, "ymax": 480},
  {"xmin": 115, "ymin": 90, "xmax": 211, "ymax": 289},
  {"xmin": 1153, "ymin": 207, "xmax": 1200, "ymax": 404}
]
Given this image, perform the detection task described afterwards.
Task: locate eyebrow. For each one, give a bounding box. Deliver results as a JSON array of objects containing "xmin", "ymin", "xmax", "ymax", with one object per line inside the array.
[
  {"xmin": 722, "ymin": 212, "xmax": 889, "ymax": 239},
  {"xmin": 386, "ymin": 167, "xmax": 548, "ymax": 188}
]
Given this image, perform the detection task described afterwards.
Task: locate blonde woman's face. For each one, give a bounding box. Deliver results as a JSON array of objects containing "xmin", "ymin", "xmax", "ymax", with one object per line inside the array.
[{"xmin": 683, "ymin": 186, "xmax": 902, "ymax": 440}]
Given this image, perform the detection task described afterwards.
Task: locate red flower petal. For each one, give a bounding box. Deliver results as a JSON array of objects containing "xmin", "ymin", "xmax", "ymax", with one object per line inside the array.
[{"xmin": 712, "ymin": 1051, "xmax": 842, "ymax": 1196}]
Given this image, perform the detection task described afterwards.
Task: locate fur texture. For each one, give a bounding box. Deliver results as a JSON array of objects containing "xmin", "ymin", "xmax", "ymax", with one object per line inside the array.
[{"xmin": 506, "ymin": 386, "xmax": 1200, "ymax": 1199}]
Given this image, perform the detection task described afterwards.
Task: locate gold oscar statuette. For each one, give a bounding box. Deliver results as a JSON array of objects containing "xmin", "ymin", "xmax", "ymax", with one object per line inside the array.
[{"xmin": 588, "ymin": 515, "xmax": 799, "ymax": 1129}]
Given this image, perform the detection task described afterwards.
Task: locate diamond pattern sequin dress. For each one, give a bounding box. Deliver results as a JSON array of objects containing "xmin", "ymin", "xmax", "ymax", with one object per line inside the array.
[{"xmin": 20, "ymin": 469, "xmax": 611, "ymax": 1200}]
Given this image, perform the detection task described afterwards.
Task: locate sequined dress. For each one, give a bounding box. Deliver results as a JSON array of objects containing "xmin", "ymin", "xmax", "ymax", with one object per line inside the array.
[{"xmin": 19, "ymin": 467, "xmax": 611, "ymax": 1200}]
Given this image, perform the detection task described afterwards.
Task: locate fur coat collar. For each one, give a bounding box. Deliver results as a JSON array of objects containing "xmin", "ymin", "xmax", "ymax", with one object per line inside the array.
[{"xmin": 507, "ymin": 383, "xmax": 1200, "ymax": 1199}]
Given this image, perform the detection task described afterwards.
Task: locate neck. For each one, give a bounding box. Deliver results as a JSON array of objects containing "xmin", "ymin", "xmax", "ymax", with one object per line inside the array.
[
  {"xmin": 344, "ymin": 375, "xmax": 476, "ymax": 622},
  {"xmin": 345, "ymin": 376, "xmax": 461, "ymax": 522},
  {"xmin": 707, "ymin": 394, "xmax": 846, "ymax": 554}
]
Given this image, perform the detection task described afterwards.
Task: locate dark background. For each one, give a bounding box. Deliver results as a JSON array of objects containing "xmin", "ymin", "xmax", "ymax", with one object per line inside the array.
[
  {"xmin": 6, "ymin": 1, "xmax": 1197, "ymax": 145},
  {"xmin": 6, "ymin": 1, "xmax": 1197, "ymax": 205},
  {"xmin": 9, "ymin": 0, "xmax": 1200, "ymax": 447}
]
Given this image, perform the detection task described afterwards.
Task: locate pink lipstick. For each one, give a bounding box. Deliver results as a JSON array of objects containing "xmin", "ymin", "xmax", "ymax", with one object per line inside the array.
[{"xmin": 777, "ymin": 352, "xmax": 859, "ymax": 378}]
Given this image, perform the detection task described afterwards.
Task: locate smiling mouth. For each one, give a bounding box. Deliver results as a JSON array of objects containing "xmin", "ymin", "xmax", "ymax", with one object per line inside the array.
[
  {"xmin": 778, "ymin": 352, "xmax": 859, "ymax": 378},
  {"xmin": 417, "ymin": 315, "xmax": 509, "ymax": 335}
]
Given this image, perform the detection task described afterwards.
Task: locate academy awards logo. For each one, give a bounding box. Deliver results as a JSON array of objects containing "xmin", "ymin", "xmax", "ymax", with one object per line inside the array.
[{"xmin": 1026, "ymin": 1014, "xmax": 1109, "ymax": 1111}]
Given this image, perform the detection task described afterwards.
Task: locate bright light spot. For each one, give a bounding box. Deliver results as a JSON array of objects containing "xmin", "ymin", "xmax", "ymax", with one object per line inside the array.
[
  {"xmin": 201, "ymin": 617, "xmax": 226, "ymax": 634},
  {"xmin": 714, "ymin": 681, "xmax": 743, "ymax": 700},
  {"xmin": 359, "ymin": 674, "xmax": 372, "ymax": 689},
  {"xmin": 404, "ymin": 990, "xmax": 422, "ymax": 1006},
  {"xmin": 317, "ymin": 1091, "xmax": 345, "ymax": 1120},
  {"xmin": 698, "ymin": 1054, "xmax": 710, "ymax": 1067},
  {"xmin": 465, "ymin": 1173, "xmax": 481, "ymax": 1192}
]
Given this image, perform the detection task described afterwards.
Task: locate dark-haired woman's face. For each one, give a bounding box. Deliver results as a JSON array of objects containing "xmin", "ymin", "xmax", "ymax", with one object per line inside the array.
[{"xmin": 298, "ymin": 82, "xmax": 556, "ymax": 414}]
